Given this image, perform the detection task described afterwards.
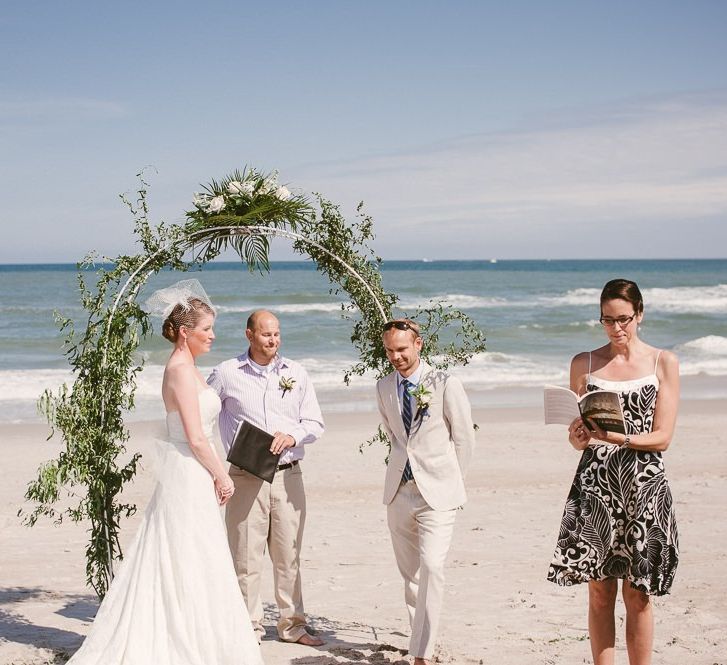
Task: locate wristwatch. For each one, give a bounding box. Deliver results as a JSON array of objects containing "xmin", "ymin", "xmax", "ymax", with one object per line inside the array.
[{"xmin": 623, "ymin": 435, "xmax": 631, "ymax": 448}]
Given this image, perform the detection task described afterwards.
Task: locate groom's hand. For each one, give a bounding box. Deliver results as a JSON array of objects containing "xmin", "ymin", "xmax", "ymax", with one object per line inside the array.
[{"xmin": 270, "ymin": 432, "xmax": 296, "ymax": 455}]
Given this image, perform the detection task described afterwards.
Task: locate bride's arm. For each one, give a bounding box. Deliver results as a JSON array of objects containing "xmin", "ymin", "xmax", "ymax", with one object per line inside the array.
[{"xmin": 166, "ymin": 364, "xmax": 234, "ymax": 501}]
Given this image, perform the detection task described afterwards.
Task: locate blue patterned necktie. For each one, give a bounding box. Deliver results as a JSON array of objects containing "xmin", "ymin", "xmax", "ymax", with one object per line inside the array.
[
  {"xmin": 401, "ymin": 379, "xmax": 414, "ymax": 482},
  {"xmin": 402, "ymin": 379, "xmax": 413, "ymax": 433}
]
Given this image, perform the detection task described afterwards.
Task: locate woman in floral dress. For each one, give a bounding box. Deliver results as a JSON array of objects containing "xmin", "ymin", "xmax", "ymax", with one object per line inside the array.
[{"xmin": 547, "ymin": 279, "xmax": 680, "ymax": 665}]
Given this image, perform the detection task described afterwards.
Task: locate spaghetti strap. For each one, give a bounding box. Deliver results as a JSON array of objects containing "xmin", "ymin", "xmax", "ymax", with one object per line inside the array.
[
  {"xmin": 654, "ymin": 350, "xmax": 663, "ymax": 374},
  {"xmin": 587, "ymin": 352, "xmax": 592, "ymax": 384}
]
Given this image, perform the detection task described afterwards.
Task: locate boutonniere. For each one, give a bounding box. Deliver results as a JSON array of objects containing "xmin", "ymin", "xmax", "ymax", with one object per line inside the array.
[
  {"xmin": 408, "ymin": 383, "xmax": 432, "ymax": 420},
  {"xmin": 279, "ymin": 376, "xmax": 296, "ymax": 397}
]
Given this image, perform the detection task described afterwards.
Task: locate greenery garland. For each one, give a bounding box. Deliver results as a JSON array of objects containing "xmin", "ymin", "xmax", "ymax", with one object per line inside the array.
[{"xmin": 23, "ymin": 167, "xmax": 486, "ymax": 598}]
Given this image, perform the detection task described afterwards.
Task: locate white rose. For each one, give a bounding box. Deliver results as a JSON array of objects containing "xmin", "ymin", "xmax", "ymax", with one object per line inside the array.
[
  {"xmin": 192, "ymin": 193, "xmax": 210, "ymax": 209},
  {"xmin": 260, "ymin": 178, "xmax": 277, "ymax": 194},
  {"xmin": 275, "ymin": 185, "xmax": 291, "ymax": 201},
  {"xmin": 208, "ymin": 195, "xmax": 226, "ymax": 213},
  {"xmin": 229, "ymin": 180, "xmax": 256, "ymax": 196}
]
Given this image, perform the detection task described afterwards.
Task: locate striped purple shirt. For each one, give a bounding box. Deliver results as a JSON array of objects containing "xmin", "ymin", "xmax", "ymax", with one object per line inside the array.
[{"xmin": 207, "ymin": 350, "xmax": 324, "ymax": 465}]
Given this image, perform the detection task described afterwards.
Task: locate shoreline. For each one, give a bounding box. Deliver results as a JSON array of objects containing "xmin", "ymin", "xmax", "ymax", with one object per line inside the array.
[
  {"xmin": 1, "ymin": 402, "xmax": 726, "ymax": 663},
  {"xmin": 3, "ymin": 373, "xmax": 727, "ymax": 426}
]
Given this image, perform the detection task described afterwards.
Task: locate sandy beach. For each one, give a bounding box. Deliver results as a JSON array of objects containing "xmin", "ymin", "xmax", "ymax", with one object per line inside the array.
[{"xmin": 1, "ymin": 401, "xmax": 725, "ymax": 664}]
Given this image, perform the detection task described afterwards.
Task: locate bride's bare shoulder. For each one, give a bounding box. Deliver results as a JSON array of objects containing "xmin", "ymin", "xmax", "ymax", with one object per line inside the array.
[{"xmin": 163, "ymin": 361, "xmax": 197, "ymax": 389}]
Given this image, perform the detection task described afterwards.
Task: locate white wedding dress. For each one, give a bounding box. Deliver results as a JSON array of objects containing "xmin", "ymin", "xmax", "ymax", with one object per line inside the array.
[{"xmin": 68, "ymin": 388, "xmax": 264, "ymax": 665}]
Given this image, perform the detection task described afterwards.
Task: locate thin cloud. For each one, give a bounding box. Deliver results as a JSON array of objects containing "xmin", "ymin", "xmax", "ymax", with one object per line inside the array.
[
  {"xmin": 0, "ymin": 97, "xmax": 128, "ymax": 121},
  {"xmin": 294, "ymin": 90, "xmax": 727, "ymax": 233}
]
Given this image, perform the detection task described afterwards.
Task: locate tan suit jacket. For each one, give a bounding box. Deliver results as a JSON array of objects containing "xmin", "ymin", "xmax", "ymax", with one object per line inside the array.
[{"xmin": 376, "ymin": 360, "xmax": 475, "ymax": 511}]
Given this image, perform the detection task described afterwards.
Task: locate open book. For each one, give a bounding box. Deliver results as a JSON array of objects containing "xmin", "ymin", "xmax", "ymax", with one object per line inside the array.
[{"xmin": 543, "ymin": 385, "xmax": 626, "ymax": 434}]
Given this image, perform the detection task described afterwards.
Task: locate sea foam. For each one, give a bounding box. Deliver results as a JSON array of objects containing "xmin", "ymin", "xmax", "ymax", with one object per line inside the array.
[
  {"xmin": 548, "ymin": 284, "xmax": 727, "ymax": 314},
  {"xmin": 675, "ymin": 335, "xmax": 727, "ymax": 375},
  {"xmin": 217, "ymin": 302, "xmax": 345, "ymax": 314}
]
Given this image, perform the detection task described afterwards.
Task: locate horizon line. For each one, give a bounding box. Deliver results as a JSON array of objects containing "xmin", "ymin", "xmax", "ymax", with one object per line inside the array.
[{"xmin": 2, "ymin": 257, "xmax": 726, "ymax": 268}]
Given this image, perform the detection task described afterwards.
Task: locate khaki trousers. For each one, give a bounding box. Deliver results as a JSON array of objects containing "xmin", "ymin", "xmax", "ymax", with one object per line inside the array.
[
  {"xmin": 387, "ymin": 480, "xmax": 457, "ymax": 659},
  {"xmin": 226, "ymin": 463, "xmax": 307, "ymax": 642}
]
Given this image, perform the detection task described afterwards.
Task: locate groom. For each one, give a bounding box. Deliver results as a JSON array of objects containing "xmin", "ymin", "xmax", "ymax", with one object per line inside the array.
[{"xmin": 377, "ymin": 319, "xmax": 475, "ymax": 664}]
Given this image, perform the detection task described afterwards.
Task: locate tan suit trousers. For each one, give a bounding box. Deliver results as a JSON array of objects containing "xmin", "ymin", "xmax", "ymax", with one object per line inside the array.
[
  {"xmin": 387, "ymin": 480, "xmax": 457, "ymax": 659},
  {"xmin": 226, "ymin": 463, "xmax": 307, "ymax": 642}
]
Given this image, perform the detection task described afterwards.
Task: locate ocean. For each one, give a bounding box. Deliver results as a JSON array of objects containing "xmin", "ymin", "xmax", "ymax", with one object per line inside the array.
[{"xmin": 1, "ymin": 260, "xmax": 726, "ymax": 423}]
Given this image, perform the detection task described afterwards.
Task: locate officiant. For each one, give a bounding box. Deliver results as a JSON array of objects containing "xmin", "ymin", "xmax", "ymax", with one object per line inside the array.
[{"xmin": 207, "ymin": 310, "xmax": 325, "ymax": 646}]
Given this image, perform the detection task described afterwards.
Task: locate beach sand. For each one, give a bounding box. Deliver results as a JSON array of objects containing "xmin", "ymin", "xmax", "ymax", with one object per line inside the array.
[{"xmin": 1, "ymin": 401, "xmax": 725, "ymax": 664}]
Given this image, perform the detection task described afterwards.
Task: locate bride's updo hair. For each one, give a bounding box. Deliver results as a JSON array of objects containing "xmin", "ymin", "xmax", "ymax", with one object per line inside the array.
[
  {"xmin": 600, "ymin": 278, "xmax": 644, "ymax": 315},
  {"xmin": 162, "ymin": 298, "xmax": 215, "ymax": 343}
]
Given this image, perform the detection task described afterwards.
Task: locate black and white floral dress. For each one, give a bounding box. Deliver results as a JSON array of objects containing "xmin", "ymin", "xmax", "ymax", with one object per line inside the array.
[{"xmin": 547, "ymin": 356, "xmax": 679, "ymax": 596}]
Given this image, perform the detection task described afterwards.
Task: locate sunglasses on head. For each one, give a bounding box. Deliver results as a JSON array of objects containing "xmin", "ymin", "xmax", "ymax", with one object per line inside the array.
[{"xmin": 383, "ymin": 320, "xmax": 420, "ymax": 334}]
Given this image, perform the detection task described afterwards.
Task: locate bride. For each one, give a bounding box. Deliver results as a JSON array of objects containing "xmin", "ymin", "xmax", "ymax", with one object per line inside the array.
[{"xmin": 67, "ymin": 279, "xmax": 264, "ymax": 665}]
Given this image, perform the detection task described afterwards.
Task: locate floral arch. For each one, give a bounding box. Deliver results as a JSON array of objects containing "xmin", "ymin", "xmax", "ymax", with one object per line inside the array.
[{"xmin": 24, "ymin": 167, "xmax": 486, "ymax": 597}]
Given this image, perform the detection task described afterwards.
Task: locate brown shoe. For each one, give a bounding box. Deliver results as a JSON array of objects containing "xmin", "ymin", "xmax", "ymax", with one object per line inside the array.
[{"xmin": 294, "ymin": 632, "xmax": 324, "ymax": 647}]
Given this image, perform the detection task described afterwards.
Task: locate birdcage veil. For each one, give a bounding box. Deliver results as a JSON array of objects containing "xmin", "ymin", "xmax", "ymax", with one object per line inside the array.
[{"xmin": 143, "ymin": 279, "xmax": 216, "ymax": 320}]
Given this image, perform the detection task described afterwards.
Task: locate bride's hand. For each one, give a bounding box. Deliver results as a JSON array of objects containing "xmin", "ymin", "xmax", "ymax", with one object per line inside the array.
[{"xmin": 215, "ymin": 475, "xmax": 235, "ymax": 506}]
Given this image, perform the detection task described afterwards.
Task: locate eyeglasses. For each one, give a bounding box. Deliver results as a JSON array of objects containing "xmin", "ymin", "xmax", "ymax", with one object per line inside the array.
[
  {"xmin": 383, "ymin": 320, "xmax": 420, "ymax": 335},
  {"xmin": 599, "ymin": 315, "xmax": 636, "ymax": 328}
]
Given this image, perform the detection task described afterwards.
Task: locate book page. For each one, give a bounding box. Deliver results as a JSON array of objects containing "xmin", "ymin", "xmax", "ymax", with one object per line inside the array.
[
  {"xmin": 578, "ymin": 391, "xmax": 626, "ymax": 433},
  {"xmin": 543, "ymin": 385, "xmax": 580, "ymax": 426}
]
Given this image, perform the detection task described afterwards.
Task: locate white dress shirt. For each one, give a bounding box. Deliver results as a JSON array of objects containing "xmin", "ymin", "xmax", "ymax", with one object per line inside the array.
[
  {"xmin": 207, "ymin": 351, "xmax": 324, "ymax": 465},
  {"xmin": 397, "ymin": 361, "xmax": 424, "ymax": 420}
]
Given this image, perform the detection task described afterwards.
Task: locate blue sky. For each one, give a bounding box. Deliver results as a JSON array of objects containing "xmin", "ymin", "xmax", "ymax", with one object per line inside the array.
[{"xmin": 1, "ymin": 1, "xmax": 726, "ymax": 262}]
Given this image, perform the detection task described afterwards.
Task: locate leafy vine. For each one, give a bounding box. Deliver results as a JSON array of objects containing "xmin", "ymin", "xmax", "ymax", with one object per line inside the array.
[{"xmin": 23, "ymin": 167, "xmax": 486, "ymax": 598}]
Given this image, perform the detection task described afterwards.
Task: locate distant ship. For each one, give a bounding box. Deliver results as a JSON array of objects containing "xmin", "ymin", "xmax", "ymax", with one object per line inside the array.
[{"xmin": 489, "ymin": 258, "xmax": 498, "ymax": 264}]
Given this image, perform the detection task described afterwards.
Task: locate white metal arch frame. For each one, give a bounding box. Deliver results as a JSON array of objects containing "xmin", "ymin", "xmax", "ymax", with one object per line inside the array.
[
  {"xmin": 96, "ymin": 225, "xmax": 389, "ymax": 577},
  {"xmin": 102, "ymin": 223, "xmax": 388, "ymax": 431}
]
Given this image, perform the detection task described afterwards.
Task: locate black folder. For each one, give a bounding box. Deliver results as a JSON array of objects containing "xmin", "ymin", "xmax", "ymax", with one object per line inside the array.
[{"xmin": 226, "ymin": 420, "xmax": 281, "ymax": 483}]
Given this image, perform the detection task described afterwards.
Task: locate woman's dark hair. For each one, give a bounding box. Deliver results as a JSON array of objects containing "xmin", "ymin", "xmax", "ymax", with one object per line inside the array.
[
  {"xmin": 162, "ymin": 298, "xmax": 215, "ymax": 343},
  {"xmin": 600, "ymin": 279, "xmax": 644, "ymax": 315}
]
